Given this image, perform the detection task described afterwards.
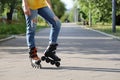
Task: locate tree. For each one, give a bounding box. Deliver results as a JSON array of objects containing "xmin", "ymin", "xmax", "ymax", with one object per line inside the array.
[
  {"xmin": 77, "ymin": 0, "xmax": 120, "ymax": 25},
  {"xmin": 0, "ymin": 0, "xmax": 66, "ymax": 23},
  {"xmin": 0, "ymin": 0, "xmax": 7, "ymax": 15},
  {"xmin": 116, "ymin": 0, "xmax": 120, "ymax": 25},
  {"xmin": 51, "ymin": 0, "xmax": 66, "ymax": 18},
  {"xmin": 92, "ymin": 0, "xmax": 112, "ymax": 23},
  {"xmin": 0, "ymin": 0, "xmax": 21, "ymax": 23}
]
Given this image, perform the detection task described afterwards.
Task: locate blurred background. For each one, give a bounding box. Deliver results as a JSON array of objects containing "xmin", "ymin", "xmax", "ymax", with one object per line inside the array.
[{"xmin": 0, "ymin": 0, "xmax": 120, "ymax": 39}]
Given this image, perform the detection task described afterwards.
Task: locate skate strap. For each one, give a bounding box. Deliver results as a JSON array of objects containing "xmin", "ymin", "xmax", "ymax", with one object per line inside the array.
[
  {"xmin": 29, "ymin": 48, "xmax": 38, "ymax": 58},
  {"xmin": 29, "ymin": 54, "xmax": 38, "ymax": 58}
]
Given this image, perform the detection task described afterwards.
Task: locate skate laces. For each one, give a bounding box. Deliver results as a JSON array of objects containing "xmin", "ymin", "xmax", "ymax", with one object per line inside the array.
[{"xmin": 29, "ymin": 48, "xmax": 40, "ymax": 60}]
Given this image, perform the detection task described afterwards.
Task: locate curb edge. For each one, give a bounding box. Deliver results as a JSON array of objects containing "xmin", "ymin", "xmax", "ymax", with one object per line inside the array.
[
  {"xmin": 0, "ymin": 35, "xmax": 16, "ymax": 42},
  {"xmin": 81, "ymin": 25, "xmax": 120, "ymax": 41}
]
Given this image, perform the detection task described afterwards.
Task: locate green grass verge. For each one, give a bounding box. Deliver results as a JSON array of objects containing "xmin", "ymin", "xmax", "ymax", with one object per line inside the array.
[
  {"xmin": 0, "ymin": 22, "xmax": 47, "ymax": 39},
  {"xmin": 86, "ymin": 24, "xmax": 120, "ymax": 37},
  {"xmin": 0, "ymin": 23, "xmax": 26, "ymax": 39}
]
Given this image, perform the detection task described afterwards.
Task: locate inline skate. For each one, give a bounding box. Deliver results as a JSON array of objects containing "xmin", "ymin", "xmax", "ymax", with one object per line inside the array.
[
  {"xmin": 29, "ymin": 47, "xmax": 41, "ymax": 68},
  {"xmin": 41, "ymin": 44, "xmax": 61, "ymax": 67}
]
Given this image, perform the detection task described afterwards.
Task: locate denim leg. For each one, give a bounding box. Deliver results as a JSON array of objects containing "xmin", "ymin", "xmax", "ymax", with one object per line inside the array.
[
  {"xmin": 25, "ymin": 10, "xmax": 38, "ymax": 49},
  {"xmin": 38, "ymin": 7, "xmax": 61, "ymax": 44}
]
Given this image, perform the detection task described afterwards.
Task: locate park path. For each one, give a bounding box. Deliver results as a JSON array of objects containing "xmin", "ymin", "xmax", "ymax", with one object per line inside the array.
[{"xmin": 0, "ymin": 23, "xmax": 120, "ymax": 80}]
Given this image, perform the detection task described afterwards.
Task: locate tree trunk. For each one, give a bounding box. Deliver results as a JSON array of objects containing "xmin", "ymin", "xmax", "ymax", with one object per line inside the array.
[
  {"xmin": 116, "ymin": 15, "xmax": 120, "ymax": 25},
  {"xmin": 7, "ymin": 4, "xmax": 14, "ymax": 24}
]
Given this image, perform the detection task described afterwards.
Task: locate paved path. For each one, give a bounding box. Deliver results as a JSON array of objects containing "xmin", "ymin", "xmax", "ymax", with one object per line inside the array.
[{"xmin": 0, "ymin": 23, "xmax": 120, "ymax": 80}]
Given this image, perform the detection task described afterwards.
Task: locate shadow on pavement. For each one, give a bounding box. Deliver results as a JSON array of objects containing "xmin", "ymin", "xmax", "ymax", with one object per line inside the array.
[{"xmin": 41, "ymin": 66, "xmax": 120, "ymax": 73}]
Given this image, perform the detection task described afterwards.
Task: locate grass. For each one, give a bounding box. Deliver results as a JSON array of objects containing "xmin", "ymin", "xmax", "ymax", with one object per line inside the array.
[
  {"xmin": 86, "ymin": 24, "xmax": 120, "ymax": 37},
  {"xmin": 0, "ymin": 22, "xmax": 47, "ymax": 39},
  {"xmin": 0, "ymin": 23, "xmax": 26, "ymax": 39}
]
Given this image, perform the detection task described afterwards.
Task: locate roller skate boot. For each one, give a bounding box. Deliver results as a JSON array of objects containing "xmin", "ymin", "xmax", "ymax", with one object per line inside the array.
[
  {"xmin": 29, "ymin": 47, "xmax": 41, "ymax": 68},
  {"xmin": 41, "ymin": 44, "xmax": 61, "ymax": 67}
]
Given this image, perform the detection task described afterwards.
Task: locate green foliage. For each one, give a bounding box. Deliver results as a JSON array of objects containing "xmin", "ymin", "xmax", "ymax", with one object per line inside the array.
[
  {"xmin": 60, "ymin": 13, "xmax": 68, "ymax": 22},
  {"xmin": 0, "ymin": 22, "xmax": 47, "ymax": 39},
  {"xmin": 0, "ymin": 0, "xmax": 22, "ymax": 21},
  {"xmin": 0, "ymin": 0, "xmax": 65, "ymax": 21},
  {"xmin": 87, "ymin": 23, "xmax": 120, "ymax": 37},
  {"xmin": 51, "ymin": 0, "xmax": 66, "ymax": 18},
  {"xmin": 68, "ymin": 12, "xmax": 74, "ymax": 22},
  {"xmin": 76, "ymin": 0, "xmax": 120, "ymax": 24},
  {"xmin": 79, "ymin": 11, "xmax": 87, "ymax": 20},
  {"xmin": 0, "ymin": 23, "xmax": 26, "ymax": 35}
]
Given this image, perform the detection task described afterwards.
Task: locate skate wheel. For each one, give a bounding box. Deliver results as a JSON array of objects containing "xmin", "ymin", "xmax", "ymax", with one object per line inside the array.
[
  {"xmin": 32, "ymin": 64, "xmax": 36, "ymax": 68},
  {"xmin": 50, "ymin": 60, "xmax": 55, "ymax": 65},
  {"xmin": 55, "ymin": 62, "xmax": 60, "ymax": 67},
  {"xmin": 31, "ymin": 63, "xmax": 35, "ymax": 67},
  {"xmin": 46, "ymin": 58, "xmax": 51, "ymax": 63},
  {"xmin": 41, "ymin": 56, "xmax": 46, "ymax": 61},
  {"xmin": 35, "ymin": 60, "xmax": 41, "ymax": 65},
  {"xmin": 37, "ymin": 64, "xmax": 42, "ymax": 69},
  {"xmin": 31, "ymin": 64, "xmax": 41, "ymax": 69}
]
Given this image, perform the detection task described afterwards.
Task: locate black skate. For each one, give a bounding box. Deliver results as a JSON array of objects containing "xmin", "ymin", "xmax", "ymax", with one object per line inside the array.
[
  {"xmin": 29, "ymin": 47, "xmax": 41, "ymax": 69},
  {"xmin": 41, "ymin": 44, "xmax": 61, "ymax": 67}
]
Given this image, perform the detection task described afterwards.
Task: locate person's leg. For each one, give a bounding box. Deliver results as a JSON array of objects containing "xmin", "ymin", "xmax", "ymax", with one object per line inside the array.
[
  {"xmin": 24, "ymin": 9, "xmax": 41, "ymax": 67},
  {"xmin": 38, "ymin": 7, "xmax": 61, "ymax": 61},
  {"xmin": 38, "ymin": 7, "xmax": 61, "ymax": 44},
  {"xmin": 25, "ymin": 10, "xmax": 37, "ymax": 49}
]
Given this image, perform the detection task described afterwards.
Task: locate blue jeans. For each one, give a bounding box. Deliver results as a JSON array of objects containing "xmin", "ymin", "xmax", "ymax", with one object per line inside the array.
[{"xmin": 25, "ymin": 7, "xmax": 61, "ymax": 49}]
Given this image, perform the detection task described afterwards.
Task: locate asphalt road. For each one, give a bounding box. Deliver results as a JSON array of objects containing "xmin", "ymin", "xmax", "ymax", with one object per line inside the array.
[{"xmin": 0, "ymin": 23, "xmax": 120, "ymax": 80}]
